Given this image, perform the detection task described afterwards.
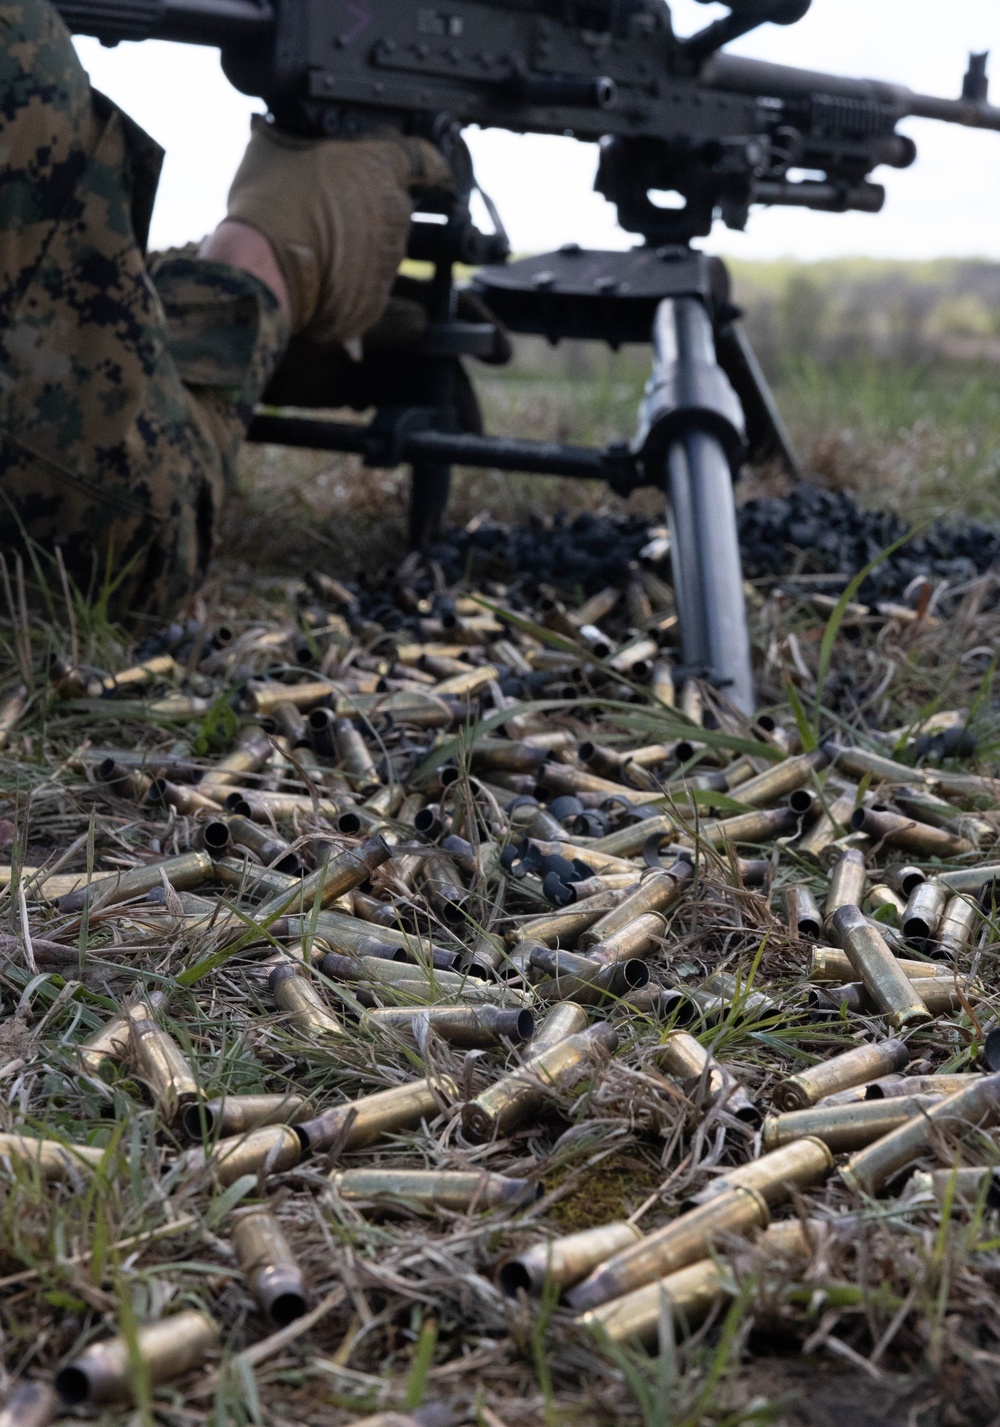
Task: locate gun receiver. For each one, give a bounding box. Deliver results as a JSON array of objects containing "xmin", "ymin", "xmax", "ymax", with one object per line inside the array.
[{"xmin": 57, "ymin": 0, "xmax": 999, "ymax": 241}]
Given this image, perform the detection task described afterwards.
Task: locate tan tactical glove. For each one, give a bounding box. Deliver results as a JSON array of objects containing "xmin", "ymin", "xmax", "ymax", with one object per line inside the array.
[{"xmin": 226, "ymin": 117, "xmax": 453, "ymax": 346}]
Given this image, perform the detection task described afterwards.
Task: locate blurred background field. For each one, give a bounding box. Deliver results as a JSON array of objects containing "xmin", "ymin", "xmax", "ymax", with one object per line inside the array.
[{"xmin": 229, "ymin": 258, "xmax": 1000, "ymax": 581}]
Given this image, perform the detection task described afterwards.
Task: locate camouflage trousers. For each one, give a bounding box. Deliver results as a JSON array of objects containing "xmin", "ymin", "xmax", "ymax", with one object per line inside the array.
[{"xmin": 0, "ymin": 0, "xmax": 289, "ymax": 620}]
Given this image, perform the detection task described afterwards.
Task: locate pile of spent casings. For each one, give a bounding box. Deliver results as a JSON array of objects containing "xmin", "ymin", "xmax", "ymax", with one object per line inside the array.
[{"xmin": 1, "ymin": 566, "xmax": 1000, "ymax": 1423}]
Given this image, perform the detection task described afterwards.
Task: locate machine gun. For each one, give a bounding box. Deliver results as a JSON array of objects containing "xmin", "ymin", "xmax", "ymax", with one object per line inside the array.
[{"xmin": 55, "ymin": 0, "xmax": 1000, "ymax": 711}]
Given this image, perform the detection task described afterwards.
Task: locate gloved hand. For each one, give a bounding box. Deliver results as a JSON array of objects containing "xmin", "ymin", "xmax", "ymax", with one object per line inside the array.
[{"xmin": 226, "ymin": 117, "xmax": 453, "ymax": 346}]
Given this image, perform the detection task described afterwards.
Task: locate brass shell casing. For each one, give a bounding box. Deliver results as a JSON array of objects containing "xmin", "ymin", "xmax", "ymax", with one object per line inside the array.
[
  {"xmin": 798, "ymin": 789, "xmax": 857, "ymax": 862},
  {"xmin": 579, "ymin": 862, "xmax": 693, "ymax": 948},
  {"xmin": 0, "ymin": 1133, "xmax": 105, "ymax": 1182},
  {"xmin": 939, "ymin": 863, "xmax": 1000, "ymax": 893},
  {"xmin": 652, "ymin": 1031, "xmax": 758, "ymax": 1123},
  {"xmin": 269, "ymin": 963, "xmax": 346, "ymax": 1038},
  {"xmin": 864, "ymin": 1073, "xmax": 983, "ymax": 1100},
  {"xmin": 576, "ymin": 1256, "xmax": 726, "ymax": 1345},
  {"xmin": 199, "ymin": 728, "xmax": 273, "ymax": 790},
  {"xmin": 298, "ymin": 1076, "xmax": 460, "ymax": 1155},
  {"xmin": 575, "ymin": 1218, "xmax": 816, "ymax": 1346},
  {"xmin": 231, "ymin": 1209, "xmax": 307, "ymax": 1326},
  {"xmin": 934, "ymin": 893, "xmax": 980, "ymax": 958},
  {"xmin": 851, "ymin": 808, "xmax": 973, "ymax": 859},
  {"xmin": 784, "ymin": 885, "xmax": 822, "ymax": 940},
  {"xmin": 182, "ymin": 1092, "xmax": 308, "ymax": 1141},
  {"xmin": 76, "ymin": 994, "xmax": 166, "ymax": 1076},
  {"xmin": 331, "ymin": 1168, "xmax": 541, "ymax": 1212},
  {"xmin": 908, "ymin": 1166, "xmax": 1000, "ymax": 1207},
  {"xmin": 772, "ymin": 1038, "xmax": 910, "ymax": 1112},
  {"xmin": 193, "ymin": 1124, "xmax": 303, "ymax": 1188},
  {"xmin": 0, "ymin": 1381, "xmax": 59, "ymax": 1427},
  {"xmin": 499, "ymin": 1221, "xmax": 642, "ymax": 1298},
  {"xmin": 688, "ymin": 1136, "xmax": 833, "ymax": 1206},
  {"xmin": 360, "ymin": 1005, "xmax": 534, "ymax": 1048},
  {"xmin": 688, "ymin": 971, "xmax": 777, "ymax": 1024},
  {"xmin": 831, "ymin": 905, "xmax": 931, "ymax": 1028},
  {"xmin": 902, "ymin": 880, "xmax": 948, "ymax": 942},
  {"xmin": 585, "ymin": 913, "xmax": 667, "ymax": 965},
  {"xmin": 762, "ymin": 1096, "xmax": 943, "ymax": 1153},
  {"xmin": 808, "ymin": 946, "xmax": 948, "ymax": 983},
  {"xmin": 461, "ymin": 1021, "xmax": 616, "ymax": 1143},
  {"xmin": 55, "ymin": 1311, "xmax": 219, "ymax": 1406},
  {"xmin": 698, "ymin": 806, "xmax": 799, "ymax": 850},
  {"xmin": 227, "ymin": 815, "xmax": 300, "ymax": 874},
  {"xmin": 731, "ymin": 750, "xmax": 828, "ymax": 809},
  {"xmin": 254, "ymin": 834, "xmax": 393, "ymax": 921},
  {"xmin": 129, "ymin": 1017, "xmax": 201, "ymax": 1122},
  {"xmin": 566, "ymin": 1186, "xmax": 770, "ymax": 1312},
  {"xmin": 823, "ymin": 849, "xmax": 867, "ymax": 927},
  {"xmin": 866, "ymin": 884, "xmax": 906, "ymax": 921},
  {"xmin": 843, "ymin": 1072, "xmax": 1000, "ymax": 1195},
  {"xmin": 56, "ymin": 850, "xmax": 213, "ymax": 914}
]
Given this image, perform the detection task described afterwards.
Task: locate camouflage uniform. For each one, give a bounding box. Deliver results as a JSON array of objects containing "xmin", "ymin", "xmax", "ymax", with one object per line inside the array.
[{"xmin": 0, "ymin": 0, "xmax": 288, "ymax": 619}]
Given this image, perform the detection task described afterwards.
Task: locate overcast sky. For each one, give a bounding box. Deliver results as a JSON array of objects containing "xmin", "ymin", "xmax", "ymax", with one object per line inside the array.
[{"xmin": 73, "ymin": 0, "xmax": 1000, "ymax": 262}]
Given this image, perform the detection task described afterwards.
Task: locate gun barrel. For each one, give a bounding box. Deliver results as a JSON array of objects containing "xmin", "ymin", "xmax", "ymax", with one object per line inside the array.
[
  {"xmin": 702, "ymin": 52, "xmax": 1000, "ymax": 133},
  {"xmin": 54, "ymin": 0, "xmax": 273, "ymax": 46}
]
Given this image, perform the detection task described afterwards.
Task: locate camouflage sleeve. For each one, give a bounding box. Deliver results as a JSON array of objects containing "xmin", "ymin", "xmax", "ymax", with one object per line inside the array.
[{"xmin": 0, "ymin": 0, "xmax": 288, "ymax": 621}]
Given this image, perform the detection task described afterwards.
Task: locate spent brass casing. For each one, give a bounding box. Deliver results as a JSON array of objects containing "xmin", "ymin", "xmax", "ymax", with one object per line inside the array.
[
  {"xmin": 808, "ymin": 946, "xmax": 948, "ymax": 983},
  {"xmin": 100, "ymin": 654, "xmax": 177, "ymax": 692},
  {"xmin": 823, "ymin": 741, "xmax": 939, "ymax": 789},
  {"xmin": 784, "ymin": 885, "xmax": 822, "ymax": 940},
  {"xmin": 129, "ymin": 1017, "xmax": 201, "ymax": 1122},
  {"xmin": 76, "ymin": 993, "xmax": 167, "ymax": 1076},
  {"xmin": 831, "ymin": 905, "xmax": 931, "ymax": 1028},
  {"xmin": 864, "ymin": 1073, "xmax": 984, "ymax": 1100},
  {"xmin": 255, "ymin": 834, "xmax": 392, "ymax": 921},
  {"xmin": 55, "ymin": 1311, "xmax": 219, "ymax": 1406},
  {"xmin": 762, "ymin": 1096, "xmax": 942, "ymax": 1152},
  {"xmin": 269, "ymin": 962, "xmax": 346, "ymax": 1038},
  {"xmin": 227, "ymin": 815, "xmax": 300, "ymax": 874},
  {"xmin": 149, "ymin": 778, "xmax": 225, "ymax": 816},
  {"xmin": 575, "ymin": 1218, "xmax": 816, "ymax": 1346},
  {"xmin": 797, "ymin": 788, "xmax": 857, "ymax": 861},
  {"xmin": 190, "ymin": 1124, "xmax": 303, "ymax": 1187},
  {"xmin": 566, "ymin": 1187, "xmax": 770, "ymax": 1312},
  {"xmin": 939, "ymin": 863, "xmax": 1000, "ymax": 894},
  {"xmin": 585, "ymin": 913, "xmax": 668, "ymax": 966},
  {"xmin": 95, "ymin": 757, "xmax": 152, "ymax": 803},
  {"xmin": 909, "ymin": 1166, "xmax": 1000, "ymax": 1207},
  {"xmin": 699, "ymin": 806, "xmax": 799, "ymax": 849},
  {"xmin": 866, "ymin": 884, "xmax": 906, "ymax": 922},
  {"xmin": 576, "ymin": 1257, "xmax": 725, "ymax": 1346},
  {"xmin": 360, "ymin": 1005, "xmax": 534, "ymax": 1048},
  {"xmin": 772, "ymin": 1038, "xmax": 910, "ymax": 1112},
  {"xmin": 297, "ymin": 1076, "xmax": 460, "ymax": 1155},
  {"xmin": 530, "ymin": 945, "xmax": 648, "ymax": 1005},
  {"xmin": 183, "ymin": 1092, "xmax": 308, "ymax": 1141},
  {"xmin": 694, "ymin": 971, "xmax": 778, "ymax": 1022},
  {"xmin": 729, "ymin": 749, "xmax": 828, "ymax": 809},
  {"xmin": 823, "ymin": 849, "xmax": 867, "ymax": 927},
  {"xmin": 331, "ymin": 1168, "xmax": 541, "ymax": 1211},
  {"xmin": 578, "ymin": 861, "xmax": 693, "ymax": 948},
  {"xmin": 887, "ymin": 864, "xmax": 927, "ymax": 896},
  {"xmin": 231, "ymin": 1209, "xmax": 307, "ymax": 1326},
  {"xmin": 461, "ymin": 1022, "xmax": 617, "ymax": 1143},
  {"xmin": 903, "ymin": 880, "xmax": 948, "ymax": 942},
  {"xmin": 506, "ymin": 890, "xmax": 629, "ymax": 947},
  {"xmin": 0, "ymin": 1133, "xmax": 105, "ymax": 1182},
  {"xmin": 851, "ymin": 807, "xmax": 973, "ymax": 858},
  {"xmin": 934, "ymin": 893, "xmax": 980, "ymax": 957},
  {"xmin": 499, "ymin": 1221, "xmax": 642, "ymax": 1297},
  {"xmin": 0, "ymin": 1382, "xmax": 59, "ymax": 1427},
  {"xmin": 333, "ymin": 717, "xmax": 380, "ymax": 793},
  {"xmin": 688, "ymin": 1136, "xmax": 833, "ymax": 1206},
  {"xmin": 57, "ymin": 850, "xmax": 213, "ymax": 913},
  {"xmin": 843, "ymin": 1072, "xmax": 1000, "ymax": 1194},
  {"xmin": 653, "ymin": 1031, "xmax": 759, "ymax": 1123},
  {"xmin": 812, "ymin": 978, "xmax": 969, "ymax": 1016},
  {"xmin": 199, "ymin": 728, "xmax": 273, "ymax": 791}
]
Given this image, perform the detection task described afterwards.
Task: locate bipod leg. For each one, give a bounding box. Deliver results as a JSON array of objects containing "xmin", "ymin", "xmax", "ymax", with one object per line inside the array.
[{"xmin": 408, "ymin": 462, "xmax": 452, "ymax": 549}]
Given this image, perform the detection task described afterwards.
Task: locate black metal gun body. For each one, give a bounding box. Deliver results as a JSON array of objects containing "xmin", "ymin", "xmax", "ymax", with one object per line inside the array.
[{"xmin": 56, "ymin": 0, "xmax": 1000, "ymax": 242}]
